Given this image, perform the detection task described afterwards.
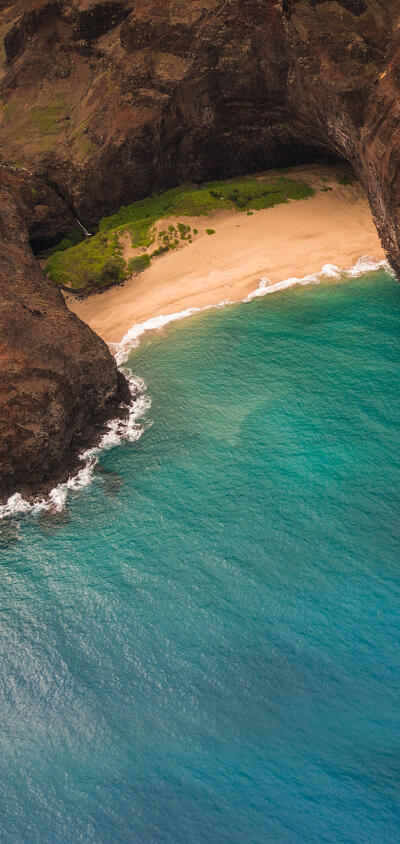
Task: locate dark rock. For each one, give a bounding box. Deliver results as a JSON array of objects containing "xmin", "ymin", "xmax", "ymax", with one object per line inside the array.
[
  {"xmin": 0, "ymin": 170, "xmax": 128, "ymax": 502},
  {"xmin": 0, "ymin": 0, "xmax": 400, "ymax": 500},
  {"xmin": 4, "ymin": 1, "xmax": 59, "ymax": 64},
  {"xmin": 73, "ymin": 0, "xmax": 131, "ymax": 42}
]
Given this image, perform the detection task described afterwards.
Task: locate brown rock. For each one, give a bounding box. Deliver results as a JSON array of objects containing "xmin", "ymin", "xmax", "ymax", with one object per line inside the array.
[
  {"xmin": 0, "ymin": 170, "xmax": 128, "ymax": 502},
  {"xmin": 0, "ymin": 0, "xmax": 400, "ymax": 500}
]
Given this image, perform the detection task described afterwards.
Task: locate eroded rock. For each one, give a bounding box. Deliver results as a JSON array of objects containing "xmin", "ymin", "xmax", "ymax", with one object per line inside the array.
[{"xmin": 0, "ymin": 0, "xmax": 400, "ymax": 500}]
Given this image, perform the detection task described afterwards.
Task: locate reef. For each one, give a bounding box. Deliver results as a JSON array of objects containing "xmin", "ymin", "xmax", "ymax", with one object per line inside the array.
[{"xmin": 0, "ymin": 0, "xmax": 399, "ymax": 500}]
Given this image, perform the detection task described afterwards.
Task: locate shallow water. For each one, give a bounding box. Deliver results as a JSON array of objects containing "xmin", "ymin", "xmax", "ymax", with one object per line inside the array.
[{"xmin": 1, "ymin": 271, "xmax": 400, "ymax": 842}]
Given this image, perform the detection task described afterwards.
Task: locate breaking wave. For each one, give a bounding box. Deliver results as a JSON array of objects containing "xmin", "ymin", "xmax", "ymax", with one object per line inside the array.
[
  {"xmin": 245, "ymin": 255, "xmax": 391, "ymax": 301},
  {"xmin": 114, "ymin": 255, "xmax": 391, "ymax": 364},
  {"xmin": 0, "ymin": 375, "xmax": 150, "ymax": 520}
]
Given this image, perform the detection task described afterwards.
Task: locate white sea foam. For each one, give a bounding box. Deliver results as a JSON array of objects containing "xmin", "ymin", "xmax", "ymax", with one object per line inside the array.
[
  {"xmin": 1, "ymin": 254, "xmax": 391, "ymax": 519},
  {"xmin": 115, "ymin": 309, "xmax": 205, "ymax": 365},
  {"xmin": 245, "ymin": 256, "xmax": 392, "ymax": 303},
  {"xmin": 114, "ymin": 255, "xmax": 391, "ymax": 364},
  {"xmin": 346, "ymin": 255, "xmax": 390, "ymax": 277},
  {"xmin": 114, "ymin": 299, "xmax": 240, "ymax": 364},
  {"xmin": 0, "ymin": 375, "xmax": 151, "ymax": 520}
]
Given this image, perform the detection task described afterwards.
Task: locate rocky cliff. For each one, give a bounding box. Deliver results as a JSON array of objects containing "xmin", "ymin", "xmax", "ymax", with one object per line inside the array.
[
  {"xmin": 0, "ymin": 168, "xmax": 129, "ymax": 501},
  {"xmin": 0, "ymin": 0, "xmax": 399, "ymax": 500}
]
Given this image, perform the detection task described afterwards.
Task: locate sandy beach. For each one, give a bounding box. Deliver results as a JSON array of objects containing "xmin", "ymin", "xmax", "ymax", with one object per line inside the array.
[{"xmin": 66, "ymin": 165, "xmax": 386, "ymax": 346}]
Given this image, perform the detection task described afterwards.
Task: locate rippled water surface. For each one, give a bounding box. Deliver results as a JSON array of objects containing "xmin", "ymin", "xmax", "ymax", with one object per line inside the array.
[{"xmin": 1, "ymin": 271, "xmax": 400, "ymax": 842}]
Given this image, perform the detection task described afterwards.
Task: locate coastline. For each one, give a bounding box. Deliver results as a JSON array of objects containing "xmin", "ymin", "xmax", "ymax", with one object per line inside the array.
[
  {"xmin": 66, "ymin": 165, "xmax": 386, "ymax": 347},
  {"xmin": 1, "ymin": 165, "xmax": 389, "ymax": 519}
]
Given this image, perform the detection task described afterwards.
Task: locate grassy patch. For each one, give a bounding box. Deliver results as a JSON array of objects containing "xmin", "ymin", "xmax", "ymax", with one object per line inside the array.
[
  {"xmin": 125, "ymin": 219, "xmax": 155, "ymax": 249},
  {"xmin": 97, "ymin": 176, "xmax": 314, "ymax": 233},
  {"xmin": 46, "ymin": 174, "xmax": 314, "ymax": 292},
  {"xmin": 44, "ymin": 228, "xmax": 85, "ymax": 259},
  {"xmin": 128, "ymin": 254, "xmax": 151, "ymax": 275},
  {"xmin": 1, "ymin": 95, "xmax": 69, "ymax": 154},
  {"xmin": 44, "ymin": 232, "xmax": 126, "ymax": 292},
  {"xmin": 22, "ymin": 97, "xmax": 68, "ymax": 136}
]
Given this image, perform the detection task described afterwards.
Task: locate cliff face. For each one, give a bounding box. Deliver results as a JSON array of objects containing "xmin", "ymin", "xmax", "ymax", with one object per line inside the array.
[
  {"xmin": 1, "ymin": 0, "xmax": 398, "ymax": 229},
  {"xmin": 0, "ymin": 169, "xmax": 129, "ymax": 501},
  {"xmin": 0, "ymin": 0, "xmax": 399, "ymax": 500}
]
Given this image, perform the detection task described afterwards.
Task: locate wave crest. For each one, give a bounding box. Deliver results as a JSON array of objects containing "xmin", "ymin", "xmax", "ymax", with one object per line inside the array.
[{"xmin": 245, "ymin": 256, "xmax": 390, "ymax": 302}]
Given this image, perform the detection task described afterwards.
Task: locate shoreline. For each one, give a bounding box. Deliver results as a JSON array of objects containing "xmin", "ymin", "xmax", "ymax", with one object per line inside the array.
[
  {"xmin": 1, "ymin": 165, "xmax": 389, "ymax": 518},
  {"xmin": 66, "ymin": 164, "xmax": 386, "ymax": 347}
]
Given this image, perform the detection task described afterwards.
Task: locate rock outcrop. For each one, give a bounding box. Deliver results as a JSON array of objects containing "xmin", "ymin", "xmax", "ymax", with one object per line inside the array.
[
  {"xmin": 0, "ymin": 0, "xmax": 399, "ymax": 500},
  {"xmin": 0, "ymin": 169, "xmax": 129, "ymax": 502}
]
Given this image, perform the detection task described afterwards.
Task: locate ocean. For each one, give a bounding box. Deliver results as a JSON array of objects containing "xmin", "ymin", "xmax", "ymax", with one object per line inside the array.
[{"xmin": 1, "ymin": 268, "xmax": 400, "ymax": 842}]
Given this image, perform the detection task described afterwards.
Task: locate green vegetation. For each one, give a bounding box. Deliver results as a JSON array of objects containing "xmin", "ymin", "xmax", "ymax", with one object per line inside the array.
[
  {"xmin": 1, "ymin": 95, "xmax": 69, "ymax": 154},
  {"xmin": 338, "ymin": 174, "xmax": 354, "ymax": 186},
  {"xmin": 21, "ymin": 97, "xmax": 68, "ymax": 137},
  {"xmin": 96, "ymin": 176, "xmax": 314, "ymax": 235},
  {"xmin": 177, "ymin": 223, "xmax": 191, "ymax": 240},
  {"xmin": 45, "ymin": 228, "xmax": 85, "ymax": 258},
  {"xmin": 128, "ymin": 254, "xmax": 151, "ymax": 275},
  {"xmin": 151, "ymin": 245, "xmax": 170, "ymax": 258},
  {"xmin": 125, "ymin": 219, "xmax": 155, "ymax": 249},
  {"xmin": 44, "ymin": 232, "xmax": 126, "ymax": 291},
  {"xmin": 45, "ymin": 174, "xmax": 314, "ymax": 292}
]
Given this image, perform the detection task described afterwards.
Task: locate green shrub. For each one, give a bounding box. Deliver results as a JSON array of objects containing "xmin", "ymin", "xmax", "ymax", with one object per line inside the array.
[
  {"xmin": 126, "ymin": 219, "xmax": 155, "ymax": 249},
  {"xmin": 128, "ymin": 254, "xmax": 151, "ymax": 275},
  {"xmin": 45, "ymin": 232, "xmax": 126, "ymax": 291},
  {"xmin": 101, "ymin": 256, "xmax": 126, "ymax": 285},
  {"xmin": 46, "ymin": 173, "xmax": 315, "ymax": 291},
  {"xmin": 150, "ymin": 245, "xmax": 170, "ymax": 258},
  {"xmin": 178, "ymin": 222, "xmax": 190, "ymax": 239}
]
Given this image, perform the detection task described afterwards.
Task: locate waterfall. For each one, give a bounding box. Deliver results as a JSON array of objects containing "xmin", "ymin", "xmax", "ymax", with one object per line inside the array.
[{"xmin": 76, "ymin": 218, "xmax": 92, "ymax": 237}]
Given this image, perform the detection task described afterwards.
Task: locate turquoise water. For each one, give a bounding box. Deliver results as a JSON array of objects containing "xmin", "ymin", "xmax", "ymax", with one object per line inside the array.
[{"xmin": 1, "ymin": 271, "xmax": 400, "ymax": 842}]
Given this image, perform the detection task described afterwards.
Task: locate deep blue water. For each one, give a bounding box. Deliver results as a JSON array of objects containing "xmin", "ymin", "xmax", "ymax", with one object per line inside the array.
[{"xmin": 1, "ymin": 271, "xmax": 400, "ymax": 842}]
